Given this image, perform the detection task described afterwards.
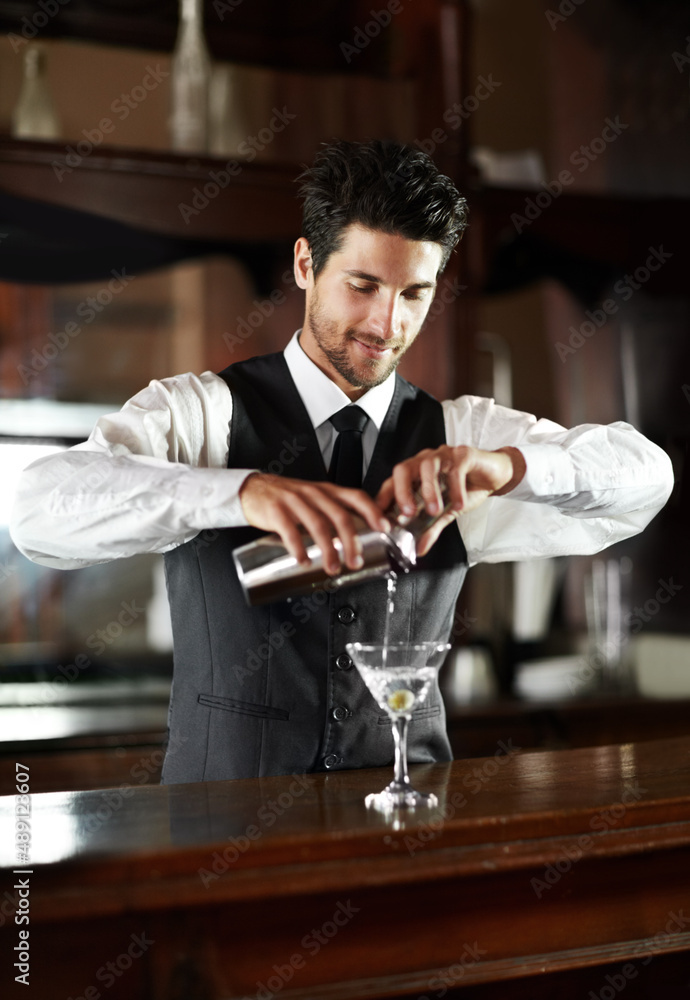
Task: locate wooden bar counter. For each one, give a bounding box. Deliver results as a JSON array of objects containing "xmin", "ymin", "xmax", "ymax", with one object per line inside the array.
[{"xmin": 2, "ymin": 737, "xmax": 690, "ymax": 999}]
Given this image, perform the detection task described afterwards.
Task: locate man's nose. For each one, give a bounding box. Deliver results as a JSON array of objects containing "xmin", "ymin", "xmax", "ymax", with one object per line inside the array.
[{"xmin": 369, "ymin": 294, "xmax": 402, "ymax": 339}]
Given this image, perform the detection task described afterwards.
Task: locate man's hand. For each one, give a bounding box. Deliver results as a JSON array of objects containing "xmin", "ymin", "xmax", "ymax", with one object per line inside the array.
[
  {"xmin": 376, "ymin": 445, "xmax": 526, "ymax": 556},
  {"xmin": 239, "ymin": 473, "xmax": 391, "ymax": 575}
]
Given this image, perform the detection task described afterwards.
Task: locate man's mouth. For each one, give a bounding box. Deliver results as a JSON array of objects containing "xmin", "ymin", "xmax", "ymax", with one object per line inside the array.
[{"xmin": 351, "ymin": 336, "xmax": 396, "ymax": 359}]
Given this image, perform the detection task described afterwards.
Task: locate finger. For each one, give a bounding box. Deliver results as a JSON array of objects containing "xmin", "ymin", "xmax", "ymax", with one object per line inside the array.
[
  {"xmin": 391, "ymin": 461, "xmax": 420, "ymax": 517},
  {"xmin": 302, "ymin": 488, "xmax": 366, "ymax": 570},
  {"xmin": 316, "ymin": 486, "xmax": 396, "ymax": 570},
  {"xmin": 321, "ymin": 484, "xmax": 391, "ymax": 533},
  {"xmin": 417, "ymin": 452, "xmax": 445, "ymax": 515},
  {"xmin": 325, "ymin": 503, "xmax": 366, "ymax": 571},
  {"xmin": 440, "ymin": 446, "xmax": 467, "ymax": 511},
  {"xmin": 288, "ymin": 495, "xmax": 342, "ymax": 575},
  {"xmin": 416, "ymin": 510, "xmax": 457, "ymax": 556},
  {"xmin": 448, "ymin": 447, "xmax": 473, "ymax": 512},
  {"xmin": 271, "ymin": 507, "xmax": 311, "ymax": 565},
  {"xmin": 375, "ymin": 477, "xmax": 396, "ymax": 516},
  {"xmin": 459, "ymin": 487, "xmax": 493, "ymax": 514}
]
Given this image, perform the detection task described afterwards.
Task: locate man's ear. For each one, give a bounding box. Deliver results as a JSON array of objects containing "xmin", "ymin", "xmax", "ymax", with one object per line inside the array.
[{"xmin": 294, "ymin": 237, "xmax": 313, "ymax": 290}]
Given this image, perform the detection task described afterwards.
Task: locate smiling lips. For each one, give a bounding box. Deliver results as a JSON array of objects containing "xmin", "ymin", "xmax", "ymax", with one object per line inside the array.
[{"xmin": 352, "ymin": 336, "xmax": 396, "ymax": 358}]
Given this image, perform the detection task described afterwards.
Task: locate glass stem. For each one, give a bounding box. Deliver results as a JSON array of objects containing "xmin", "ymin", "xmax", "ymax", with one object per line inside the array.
[{"xmin": 391, "ymin": 715, "xmax": 411, "ymax": 789}]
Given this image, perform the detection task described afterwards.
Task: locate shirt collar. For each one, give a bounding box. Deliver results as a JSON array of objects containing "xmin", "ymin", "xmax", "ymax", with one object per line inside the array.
[{"xmin": 283, "ymin": 330, "xmax": 395, "ymax": 431}]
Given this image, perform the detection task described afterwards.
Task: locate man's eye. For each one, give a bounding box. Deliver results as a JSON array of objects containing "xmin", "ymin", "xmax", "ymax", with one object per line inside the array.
[
  {"xmin": 403, "ymin": 291, "xmax": 423, "ymax": 301},
  {"xmin": 350, "ymin": 284, "xmax": 375, "ymax": 294}
]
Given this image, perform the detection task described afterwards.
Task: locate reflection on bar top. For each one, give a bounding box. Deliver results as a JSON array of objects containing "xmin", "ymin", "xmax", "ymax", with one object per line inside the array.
[{"xmin": 1, "ymin": 737, "xmax": 690, "ymax": 869}]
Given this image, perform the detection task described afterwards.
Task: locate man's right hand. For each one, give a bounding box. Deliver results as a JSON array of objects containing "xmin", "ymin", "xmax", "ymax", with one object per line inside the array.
[{"xmin": 238, "ymin": 473, "xmax": 390, "ymax": 575}]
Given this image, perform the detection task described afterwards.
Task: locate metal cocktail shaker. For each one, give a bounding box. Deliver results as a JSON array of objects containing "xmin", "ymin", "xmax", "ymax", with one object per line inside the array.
[{"xmin": 232, "ymin": 486, "xmax": 452, "ymax": 606}]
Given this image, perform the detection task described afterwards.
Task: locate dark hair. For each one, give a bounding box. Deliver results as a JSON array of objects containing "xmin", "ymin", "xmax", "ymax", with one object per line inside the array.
[{"xmin": 296, "ymin": 138, "xmax": 468, "ymax": 276}]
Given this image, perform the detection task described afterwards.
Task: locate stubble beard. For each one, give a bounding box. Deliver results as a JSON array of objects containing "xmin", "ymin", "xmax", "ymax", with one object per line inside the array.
[{"xmin": 306, "ymin": 296, "xmax": 409, "ymax": 390}]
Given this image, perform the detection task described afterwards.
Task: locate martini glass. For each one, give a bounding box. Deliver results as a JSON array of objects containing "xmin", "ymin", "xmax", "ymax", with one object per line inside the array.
[{"xmin": 346, "ymin": 641, "xmax": 451, "ymax": 810}]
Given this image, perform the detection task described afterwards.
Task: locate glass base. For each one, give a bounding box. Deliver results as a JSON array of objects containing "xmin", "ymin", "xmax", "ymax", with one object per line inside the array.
[{"xmin": 365, "ymin": 783, "xmax": 438, "ymax": 811}]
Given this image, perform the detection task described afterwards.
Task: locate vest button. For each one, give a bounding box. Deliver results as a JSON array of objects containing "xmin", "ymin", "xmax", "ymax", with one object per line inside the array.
[
  {"xmin": 336, "ymin": 653, "xmax": 353, "ymax": 671},
  {"xmin": 337, "ymin": 606, "xmax": 356, "ymax": 624},
  {"xmin": 323, "ymin": 754, "xmax": 340, "ymax": 769},
  {"xmin": 332, "ymin": 705, "xmax": 350, "ymax": 721}
]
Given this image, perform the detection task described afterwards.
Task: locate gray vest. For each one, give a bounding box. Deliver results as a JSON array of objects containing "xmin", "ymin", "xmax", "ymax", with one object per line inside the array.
[{"xmin": 162, "ymin": 353, "xmax": 467, "ymax": 783}]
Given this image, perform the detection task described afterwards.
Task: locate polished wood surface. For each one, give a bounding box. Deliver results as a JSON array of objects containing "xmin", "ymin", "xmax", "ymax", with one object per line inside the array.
[
  {"xmin": 0, "ymin": 703, "xmax": 168, "ymax": 747},
  {"xmin": 447, "ymin": 692, "xmax": 690, "ymax": 758},
  {"xmin": 0, "ymin": 701, "xmax": 169, "ymax": 794},
  {"xmin": 2, "ymin": 692, "xmax": 689, "ymax": 795},
  {"xmin": 2, "ymin": 737, "xmax": 690, "ymax": 997}
]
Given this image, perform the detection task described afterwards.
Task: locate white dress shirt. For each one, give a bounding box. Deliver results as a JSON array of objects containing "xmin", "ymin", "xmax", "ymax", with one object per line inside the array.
[{"xmin": 10, "ymin": 331, "xmax": 674, "ymax": 570}]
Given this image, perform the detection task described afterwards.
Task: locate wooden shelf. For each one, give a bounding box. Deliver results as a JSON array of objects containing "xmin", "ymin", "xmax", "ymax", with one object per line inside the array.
[
  {"xmin": 5, "ymin": 138, "xmax": 687, "ymax": 284},
  {"xmin": 470, "ymin": 183, "xmax": 690, "ymax": 296},
  {"xmin": 0, "ymin": 137, "xmax": 302, "ymax": 241}
]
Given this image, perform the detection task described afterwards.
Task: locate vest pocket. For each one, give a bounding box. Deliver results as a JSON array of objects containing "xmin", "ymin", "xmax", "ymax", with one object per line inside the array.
[
  {"xmin": 198, "ymin": 693, "xmax": 289, "ymax": 721},
  {"xmin": 377, "ymin": 704, "xmax": 442, "ymax": 725}
]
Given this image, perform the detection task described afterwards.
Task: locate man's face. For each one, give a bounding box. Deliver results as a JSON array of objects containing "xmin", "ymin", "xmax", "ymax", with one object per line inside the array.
[{"xmin": 296, "ymin": 224, "xmax": 443, "ymax": 399}]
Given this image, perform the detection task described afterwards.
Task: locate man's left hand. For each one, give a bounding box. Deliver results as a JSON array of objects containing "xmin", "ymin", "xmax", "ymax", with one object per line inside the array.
[{"xmin": 376, "ymin": 445, "xmax": 526, "ymax": 556}]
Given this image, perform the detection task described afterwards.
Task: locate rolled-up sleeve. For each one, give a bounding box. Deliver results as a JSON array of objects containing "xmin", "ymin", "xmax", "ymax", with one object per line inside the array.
[
  {"xmin": 442, "ymin": 395, "xmax": 674, "ymax": 564},
  {"xmin": 10, "ymin": 371, "xmax": 254, "ymax": 569}
]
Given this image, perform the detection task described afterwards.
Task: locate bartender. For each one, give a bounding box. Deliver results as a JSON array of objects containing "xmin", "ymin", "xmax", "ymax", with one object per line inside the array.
[{"xmin": 10, "ymin": 139, "xmax": 673, "ymax": 784}]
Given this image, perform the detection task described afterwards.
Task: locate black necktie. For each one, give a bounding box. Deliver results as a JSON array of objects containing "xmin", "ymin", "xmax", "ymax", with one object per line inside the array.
[{"xmin": 328, "ymin": 405, "xmax": 368, "ymax": 488}]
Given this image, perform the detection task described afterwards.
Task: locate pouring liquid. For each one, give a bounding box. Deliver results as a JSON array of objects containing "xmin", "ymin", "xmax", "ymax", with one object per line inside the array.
[{"xmin": 381, "ymin": 572, "xmax": 398, "ymax": 670}]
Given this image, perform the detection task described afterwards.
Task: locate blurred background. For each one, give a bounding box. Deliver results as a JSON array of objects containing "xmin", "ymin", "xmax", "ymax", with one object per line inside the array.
[{"xmin": 0, "ymin": 0, "xmax": 688, "ymax": 791}]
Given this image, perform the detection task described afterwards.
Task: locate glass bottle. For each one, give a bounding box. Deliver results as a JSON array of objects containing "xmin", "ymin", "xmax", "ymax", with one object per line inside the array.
[
  {"xmin": 11, "ymin": 45, "xmax": 61, "ymax": 141},
  {"xmin": 169, "ymin": 0, "xmax": 212, "ymax": 152}
]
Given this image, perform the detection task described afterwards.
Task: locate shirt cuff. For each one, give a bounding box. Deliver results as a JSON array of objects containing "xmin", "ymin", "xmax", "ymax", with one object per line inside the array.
[
  {"xmin": 502, "ymin": 444, "xmax": 575, "ymax": 501},
  {"xmin": 173, "ymin": 467, "xmax": 258, "ymax": 528}
]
